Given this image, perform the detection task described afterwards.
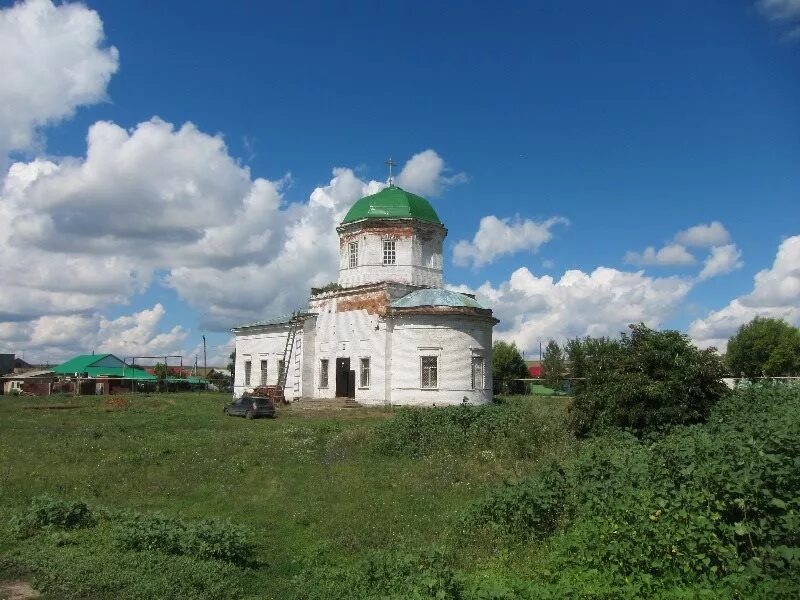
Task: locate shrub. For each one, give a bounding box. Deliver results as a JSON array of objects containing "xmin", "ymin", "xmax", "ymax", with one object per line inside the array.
[
  {"xmin": 115, "ymin": 512, "xmax": 254, "ymax": 566},
  {"xmin": 465, "ymin": 385, "xmax": 800, "ymax": 595},
  {"xmin": 726, "ymin": 316, "xmax": 800, "ymax": 378},
  {"xmin": 294, "ymin": 548, "xmax": 464, "ymax": 600},
  {"xmin": 12, "ymin": 495, "xmax": 96, "ymax": 537},
  {"xmin": 465, "ymin": 461, "xmax": 567, "ymax": 539},
  {"xmin": 370, "ymin": 398, "xmax": 565, "ymax": 459},
  {"xmin": 567, "ymin": 324, "xmax": 728, "ymax": 436}
]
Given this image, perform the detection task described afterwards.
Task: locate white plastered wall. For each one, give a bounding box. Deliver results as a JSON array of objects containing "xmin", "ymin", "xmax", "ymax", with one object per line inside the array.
[
  {"xmin": 308, "ymin": 296, "xmax": 388, "ymax": 404},
  {"xmin": 233, "ymin": 325, "xmax": 304, "ymax": 400},
  {"xmin": 388, "ymin": 314, "xmax": 494, "ymax": 406},
  {"xmin": 338, "ymin": 224, "xmax": 444, "ymax": 289}
]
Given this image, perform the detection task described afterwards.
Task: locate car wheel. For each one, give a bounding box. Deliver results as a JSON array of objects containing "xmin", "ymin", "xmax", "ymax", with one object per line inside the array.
[
  {"xmin": 223, "ymin": 408, "xmax": 228, "ymax": 415},
  {"xmin": 245, "ymin": 410, "xmax": 254, "ymax": 420}
]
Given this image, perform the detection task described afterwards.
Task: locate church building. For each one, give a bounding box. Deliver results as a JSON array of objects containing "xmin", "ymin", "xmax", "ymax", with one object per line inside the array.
[{"xmin": 231, "ymin": 180, "xmax": 498, "ymax": 405}]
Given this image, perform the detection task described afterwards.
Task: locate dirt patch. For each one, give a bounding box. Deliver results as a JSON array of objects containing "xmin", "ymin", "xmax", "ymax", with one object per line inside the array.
[
  {"xmin": 0, "ymin": 581, "xmax": 40, "ymax": 600},
  {"xmin": 104, "ymin": 396, "xmax": 130, "ymax": 410}
]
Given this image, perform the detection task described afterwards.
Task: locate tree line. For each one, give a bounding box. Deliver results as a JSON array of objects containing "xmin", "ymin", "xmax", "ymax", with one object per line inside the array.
[{"xmin": 494, "ymin": 316, "xmax": 800, "ymax": 388}]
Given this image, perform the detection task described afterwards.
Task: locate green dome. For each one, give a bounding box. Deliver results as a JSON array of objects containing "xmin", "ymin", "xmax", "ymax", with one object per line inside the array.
[{"xmin": 342, "ymin": 185, "xmax": 441, "ymax": 225}]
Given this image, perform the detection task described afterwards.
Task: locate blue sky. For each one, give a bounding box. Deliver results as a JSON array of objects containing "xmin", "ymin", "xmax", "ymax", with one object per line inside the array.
[{"xmin": 1, "ymin": 0, "xmax": 798, "ymax": 364}]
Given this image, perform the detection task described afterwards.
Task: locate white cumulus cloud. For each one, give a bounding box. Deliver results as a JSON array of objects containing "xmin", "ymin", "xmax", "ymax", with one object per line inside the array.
[
  {"xmin": 0, "ymin": 0, "xmax": 118, "ymax": 161},
  {"xmin": 454, "ymin": 266, "xmax": 693, "ymax": 354},
  {"xmin": 625, "ymin": 221, "xmax": 741, "ymax": 280},
  {"xmin": 0, "ymin": 114, "xmax": 458, "ymax": 358},
  {"xmin": 675, "ymin": 221, "xmax": 732, "ymax": 248},
  {"xmin": 453, "ymin": 216, "xmax": 568, "ymax": 268},
  {"xmin": 396, "ymin": 149, "xmax": 468, "ymax": 197},
  {"xmin": 758, "ymin": 0, "xmax": 800, "ymax": 21},
  {"xmin": 698, "ymin": 244, "xmax": 743, "ymax": 280},
  {"xmin": 2, "ymin": 304, "xmax": 187, "ymax": 364},
  {"xmin": 624, "ymin": 243, "xmax": 696, "ymax": 267},
  {"xmin": 689, "ymin": 235, "xmax": 800, "ymax": 350}
]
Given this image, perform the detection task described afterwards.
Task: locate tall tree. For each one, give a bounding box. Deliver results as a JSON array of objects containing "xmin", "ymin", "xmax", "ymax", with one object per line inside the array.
[
  {"xmin": 541, "ymin": 340, "xmax": 566, "ymax": 390},
  {"xmin": 726, "ymin": 317, "xmax": 800, "ymax": 378},
  {"xmin": 567, "ymin": 324, "xmax": 727, "ymax": 437},
  {"xmin": 492, "ymin": 341, "xmax": 529, "ymax": 381},
  {"xmin": 227, "ymin": 351, "xmax": 236, "ymax": 380}
]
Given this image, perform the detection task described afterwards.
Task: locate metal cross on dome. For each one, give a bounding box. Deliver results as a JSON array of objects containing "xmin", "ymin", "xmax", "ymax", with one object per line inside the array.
[{"xmin": 385, "ymin": 157, "xmax": 395, "ymax": 186}]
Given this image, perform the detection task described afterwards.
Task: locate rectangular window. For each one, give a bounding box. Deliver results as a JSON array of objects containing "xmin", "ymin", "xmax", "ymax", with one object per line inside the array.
[
  {"xmin": 383, "ymin": 240, "xmax": 396, "ymax": 265},
  {"xmin": 421, "ymin": 356, "xmax": 438, "ymax": 389},
  {"xmin": 277, "ymin": 359, "xmax": 285, "ymax": 381},
  {"xmin": 260, "ymin": 360, "xmax": 268, "ymax": 386},
  {"xmin": 349, "ymin": 241, "xmax": 358, "ymax": 268},
  {"xmin": 244, "ymin": 360, "xmax": 252, "ymax": 386},
  {"xmin": 320, "ymin": 359, "xmax": 329, "ymax": 388},
  {"xmin": 471, "ymin": 356, "xmax": 484, "ymax": 390},
  {"xmin": 360, "ymin": 358, "xmax": 370, "ymax": 388}
]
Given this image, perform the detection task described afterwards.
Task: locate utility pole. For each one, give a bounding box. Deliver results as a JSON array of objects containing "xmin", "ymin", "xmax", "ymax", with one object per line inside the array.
[{"xmin": 202, "ymin": 335, "xmax": 207, "ymax": 390}]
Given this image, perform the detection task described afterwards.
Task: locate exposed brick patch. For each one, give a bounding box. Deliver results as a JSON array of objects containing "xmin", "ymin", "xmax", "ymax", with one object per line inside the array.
[{"xmin": 337, "ymin": 290, "xmax": 389, "ymax": 316}]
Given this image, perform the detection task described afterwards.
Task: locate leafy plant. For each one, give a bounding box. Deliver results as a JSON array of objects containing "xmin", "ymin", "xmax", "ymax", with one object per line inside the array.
[
  {"xmin": 115, "ymin": 512, "xmax": 254, "ymax": 566},
  {"xmin": 370, "ymin": 398, "xmax": 565, "ymax": 459},
  {"xmin": 492, "ymin": 341, "xmax": 529, "ymax": 383},
  {"xmin": 567, "ymin": 324, "xmax": 728, "ymax": 436},
  {"xmin": 12, "ymin": 495, "xmax": 96, "ymax": 538},
  {"xmin": 540, "ymin": 340, "xmax": 566, "ymax": 391},
  {"xmin": 465, "ymin": 461, "xmax": 567, "ymax": 539},
  {"xmin": 726, "ymin": 316, "xmax": 800, "ymax": 378}
]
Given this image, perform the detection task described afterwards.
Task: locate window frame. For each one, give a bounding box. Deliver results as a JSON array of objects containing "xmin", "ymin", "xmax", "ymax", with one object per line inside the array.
[
  {"xmin": 260, "ymin": 359, "xmax": 268, "ymax": 386},
  {"xmin": 382, "ymin": 239, "xmax": 396, "ymax": 265},
  {"xmin": 359, "ymin": 357, "xmax": 370, "ymax": 388},
  {"xmin": 244, "ymin": 360, "xmax": 252, "ymax": 386},
  {"xmin": 471, "ymin": 355, "xmax": 485, "ymax": 390},
  {"xmin": 420, "ymin": 355, "xmax": 438, "ymax": 389},
  {"xmin": 348, "ymin": 241, "xmax": 359, "ymax": 268},
  {"xmin": 320, "ymin": 359, "xmax": 329, "ymax": 388}
]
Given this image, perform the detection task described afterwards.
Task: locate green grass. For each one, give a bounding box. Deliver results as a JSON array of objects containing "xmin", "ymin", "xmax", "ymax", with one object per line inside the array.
[{"xmin": 0, "ymin": 392, "xmax": 572, "ymax": 599}]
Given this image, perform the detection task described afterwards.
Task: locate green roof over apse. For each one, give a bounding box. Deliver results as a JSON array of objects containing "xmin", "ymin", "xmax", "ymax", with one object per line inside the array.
[
  {"xmin": 391, "ymin": 288, "xmax": 486, "ymax": 309},
  {"xmin": 341, "ymin": 185, "xmax": 442, "ymax": 225}
]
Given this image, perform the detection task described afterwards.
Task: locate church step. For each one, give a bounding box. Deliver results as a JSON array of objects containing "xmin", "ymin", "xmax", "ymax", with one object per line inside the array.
[{"xmin": 292, "ymin": 397, "xmax": 361, "ymax": 409}]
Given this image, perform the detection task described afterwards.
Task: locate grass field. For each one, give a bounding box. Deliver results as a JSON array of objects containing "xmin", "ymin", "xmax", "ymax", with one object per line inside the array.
[
  {"xmin": 3, "ymin": 388, "xmax": 797, "ymax": 599},
  {"xmin": 0, "ymin": 392, "xmax": 572, "ymax": 599}
]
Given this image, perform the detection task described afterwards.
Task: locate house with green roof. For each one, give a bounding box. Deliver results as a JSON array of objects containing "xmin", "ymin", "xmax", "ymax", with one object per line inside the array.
[
  {"xmin": 232, "ymin": 172, "xmax": 498, "ymax": 407},
  {"xmin": 53, "ymin": 354, "xmax": 156, "ymax": 380}
]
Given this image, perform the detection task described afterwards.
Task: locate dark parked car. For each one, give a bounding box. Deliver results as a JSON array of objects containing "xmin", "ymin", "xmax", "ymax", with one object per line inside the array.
[{"xmin": 223, "ymin": 396, "xmax": 275, "ymax": 419}]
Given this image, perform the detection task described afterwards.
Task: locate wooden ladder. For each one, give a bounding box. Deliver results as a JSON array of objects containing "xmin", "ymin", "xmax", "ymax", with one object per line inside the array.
[{"xmin": 277, "ymin": 312, "xmax": 303, "ymax": 391}]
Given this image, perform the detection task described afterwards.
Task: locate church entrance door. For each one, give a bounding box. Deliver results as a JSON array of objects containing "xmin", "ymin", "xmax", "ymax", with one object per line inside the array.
[{"xmin": 335, "ymin": 358, "xmax": 354, "ymax": 398}]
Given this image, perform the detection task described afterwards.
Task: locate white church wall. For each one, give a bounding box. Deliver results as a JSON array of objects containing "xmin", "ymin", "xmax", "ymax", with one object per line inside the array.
[
  {"xmin": 233, "ymin": 326, "xmax": 303, "ymax": 399},
  {"xmin": 389, "ymin": 315, "xmax": 493, "ymax": 406},
  {"xmin": 410, "ymin": 229, "xmax": 444, "ymax": 287},
  {"xmin": 310, "ymin": 295, "xmax": 388, "ymax": 403},
  {"xmin": 337, "ymin": 223, "xmax": 444, "ymax": 289}
]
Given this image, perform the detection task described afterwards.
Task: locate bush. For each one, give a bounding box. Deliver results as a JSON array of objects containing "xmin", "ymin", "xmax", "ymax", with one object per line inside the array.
[
  {"xmin": 115, "ymin": 512, "xmax": 254, "ymax": 566},
  {"xmin": 726, "ymin": 316, "xmax": 800, "ymax": 378},
  {"xmin": 464, "ymin": 385, "xmax": 800, "ymax": 596},
  {"xmin": 465, "ymin": 461, "xmax": 567, "ymax": 539},
  {"xmin": 370, "ymin": 398, "xmax": 565, "ymax": 459},
  {"xmin": 567, "ymin": 324, "xmax": 728, "ymax": 436},
  {"xmin": 294, "ymin": 547, "xmax": 464, "ymax": 600},
  {"xmin": 12, "ymin": 495, "xmax": 96, "ymax": 537}
]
